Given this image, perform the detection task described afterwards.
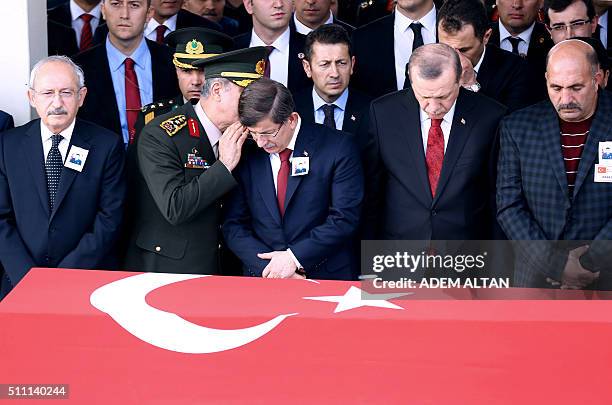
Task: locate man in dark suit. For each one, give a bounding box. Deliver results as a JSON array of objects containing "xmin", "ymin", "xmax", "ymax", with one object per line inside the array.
[
  {"xmin": 593, "ymin": 0, "xmax": 610, "ymax": 53},
  {"xmin": 0, "ymin": 111, "xmax": 14, "ymax": 132},
  {"xmin": 497, "ymin": 40, "xmax": 612, "ymax": 289},
  {"xmin": 0, "ymin": 56, "xmax": 125, "ymax": 300},
  {"xmin": 233, "ymin": 0, "xmax": 311, "ymax": 95},
  {"xmin": 48, "ymin": 0, "xmax": 108, "ymax": 56},
  {"xmin": 144, "ymin": 0, "xmax": 222, "ymax": 43},
  {"xmin": 363, "ymin": 43, "xmax": 506, "ymax": 241},
  {"xmin": 438, "ymin": 0, "xmax": 534, "ymax": 111},
  {"xmin": 294, "ymin": 24, "xmax": 371, "ymax": 135},
  {"xmin": 74, "ymin": 0, "xmax": 179, "ymax": 146},
  {"xmin": 123, "ymin": 47, "xmax": 267, "ymax": 275},
  {"xmin": 223, "ymin": 78, "xmax": 363, "ymax": 280},
  {"xmin": 352, "ymin": 0, "xmax": 438, "ymax": 98},
  {"xmin": 290, "ymin": 0, "xmax": 355, "ymax": 35}
]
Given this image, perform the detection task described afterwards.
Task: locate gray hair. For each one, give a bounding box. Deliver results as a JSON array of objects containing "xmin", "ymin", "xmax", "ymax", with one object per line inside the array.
[
  {"xmin": 408, "ymin": 43, "xmax": 462, "ymax": 84},
  {"xmin": 201, "ymin": 77, "xmax": 232, "ymax": 98},
  {"xmin": 29, "ymin": 55, "xmax": 85, "ymax": 90}
]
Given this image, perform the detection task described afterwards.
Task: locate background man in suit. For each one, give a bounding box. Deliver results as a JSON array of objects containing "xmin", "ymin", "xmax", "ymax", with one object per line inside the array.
[
  {"xmin": 123, "ymin": 47, "xmax": 266, "ymax": 275},
  {"xmin": 74, "ymin": 0, "xmax": 179, "ymax": 146},
  {"xmin": 295, "ymin": 24, "xmax": 371, "ymax": 135},
  {"xmin": 223, "ymin": 78, "xmax": 363, "ymax": 280},
  {"xmin": 144, "ymin": 0, "xmax": 222, "ymax": 43},
  {"xmin": 497, "ymin": 40, "xmax": 612, "ymax": 289},
  {"xmin": 352, "ymin": 0, "xmax": 437, "ymax": 98},
  {"xmin": 0, "ymin": 111, "xmax": 14, "ymax": 132},
  {"xmin": 290, "ymin": 0, "xmax": 354, "ymax": 35},
  {"xmin": 0, "ymin": 56, "xmax": 125, "ymax": 300},
  {"xmin": 233, "ymin": 0, "xmax": 311, "ymax": 95},
  {"xmin": 438, "ymin": 0, "xmax": 534, "ymax": 111},
  {"xmin": 545, "ymin": 0, "xmax": 598, "ymax": 43},
  {"xmin": 593, "ymin": 0, "xmax": 610, "ymax": 50},
  {"xmin": 48, "ymin": 0, "xmax": 107, "ymax": 56},
  {"xmin": 182, "ymin": 0, "xmax": 241, "ymax": 36},
  {"xmin": 363, "ymin": 43, "xmax": 506, "ymax": 241}
]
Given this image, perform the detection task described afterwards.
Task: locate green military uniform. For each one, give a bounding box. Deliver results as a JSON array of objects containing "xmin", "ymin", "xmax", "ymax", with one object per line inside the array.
[
  {"xmin": 134, "ymin": 96, "xmax": 183, "ymax": 136},
  {"xmin": 123, "ymin": 46, "xmax": 268, "ymax": 274}
]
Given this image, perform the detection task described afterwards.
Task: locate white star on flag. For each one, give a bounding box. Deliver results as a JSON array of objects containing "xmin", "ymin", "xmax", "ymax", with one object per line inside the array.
[{"xmin": 303, "ymin": 286, "xmax": 412, "ymax": 313}]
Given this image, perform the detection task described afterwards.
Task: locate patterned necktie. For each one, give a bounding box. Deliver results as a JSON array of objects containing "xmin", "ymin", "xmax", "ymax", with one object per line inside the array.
[
  {"xmin": 264, "ymin": 46, "xmax": 274, "ymax": 78},
  {"xmin": 322, "ymin": 104, "xmax": 336, "ymax": 129},
  {"xmin": 276, "ymin": 148, "xmax": 293, "ymax": 217},
  {"xmin": 508, "ymin": 37, "xmax": 522, "ymax": 55},
  {"xmin": 45, "ymin": 134, "xmax": 63, "ymax": 211},
  {"xmin": 124, "ymin": 58, "xmax": 142, "ymax": 144},
  {"xmin": 155, "ymin": 25, "xmax": 168, "ymax": 44},
  {"xmin": 409, "ymin": 22, "xmax": 424, "ymax": 51},
  {"xmin": 79, "ymin": 13, "xmax": 94, "ymax": 52},
  {"xmin": 425, "ymin": 118, "xmax": 444, "ymax": 197}
]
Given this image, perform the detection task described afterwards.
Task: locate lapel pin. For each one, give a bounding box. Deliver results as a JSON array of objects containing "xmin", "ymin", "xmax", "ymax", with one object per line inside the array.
[
  {"xmin": 304, "ymin": 150, "xmax": 308, "ymax": 156},
  {"xmin": 539, "ymin": 37, "xmax": 545, "ymax": 44},
  {"xmin": 460, "ymin": 118, "xmax": 466, "ymax": 125},
  {"xmin": 351, "ymin": 115, "xmax": 356, "ymax": 121},
  {"xmin": 297, "ymin": 52, "xmax": 305, "ymax": 60}
]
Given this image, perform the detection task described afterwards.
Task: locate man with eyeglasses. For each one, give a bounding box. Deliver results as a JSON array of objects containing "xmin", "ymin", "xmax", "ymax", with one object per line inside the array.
[
  {"xmin": 544, "ymin": 0, "xmax": 599, "ymax": 43},
  {"xmin": 0, "ymin": 55, "xmax": 126, "ymax": 300},
  {"xmin": 223, "ymin": 78, "xmax": 363, "ymax": 280}
]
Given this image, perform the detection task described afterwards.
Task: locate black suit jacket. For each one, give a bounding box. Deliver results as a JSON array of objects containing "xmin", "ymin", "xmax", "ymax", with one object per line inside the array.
[
  {"xmin": 0, "ymin": 111, "xmax": 14, "ymax": 132},
  {"xmin": 47, "ymin": 3, "xmax": 108, "ymax": 56},
  {"xmin": 289, "ymin": 15, "xmax": 355, "ymax": 34},
  {"xmin": 73, "ymin": 39, "xmax": 179, "ymax": 137},
  {"xmin": 293, "ymin": 87, "xmax": 371, "ymax": 136},
  {"xmin": 363, "ymin": 88, "xmax": 507, "ymax": 240},
  {"xmin": 175, "ymin": 9, "xmax": 223, "ymax": 32},
  {"xmin": 233, "ymin": 30, "xmax": 311, "ymax": 95},
  {"xmin": 489, "ymin": 21, "xmax": 552, "ymax": 101},
  {"xmin": 477, "ymin": 44, "xmax": 535, "ymax": 111}
]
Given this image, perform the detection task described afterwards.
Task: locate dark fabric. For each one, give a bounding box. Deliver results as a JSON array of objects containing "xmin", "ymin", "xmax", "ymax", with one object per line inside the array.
[
  {"xmin": 45, "ymin": 134, "xmax": 63, "ymax": 211},
  {"xmin": 47, "ymin": 3, "xmax": 107, "ymax": 56},
  {"xmin": 322, "ymin": 104, "xmax": 336, "ymax": 129},
  {"xmin": 559, "ymin": 118, "xmax": 593, "ymax": 190},
  {"xmin": 410, "ymin": 22, "xmax": 424, "ymax": 51}
]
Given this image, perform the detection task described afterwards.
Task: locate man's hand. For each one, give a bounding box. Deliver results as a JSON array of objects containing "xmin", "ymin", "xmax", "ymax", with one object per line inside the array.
[
  {"xmin": 258, "ymin": 251, "xmax": 297, "ymax": 279},
  {"xmin": 560, "ymin": 245, "xmax": 599, "ymax": 289},
  {"xmin": 218, "ymin": 122, "xmax": 247, "ymax": 171}
]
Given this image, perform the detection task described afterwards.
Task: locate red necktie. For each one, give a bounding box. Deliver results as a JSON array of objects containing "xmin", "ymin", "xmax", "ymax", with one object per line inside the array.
[
  {"xmin": 276, "ymin": 148, "xmax": 292, "ymax": 217},
  {"xmin": 425, "ymin": 118, "xmax": 444, "ymax": 197},
  {"xmin": 264, "ymin": 46, "xmax": 274, "ymax": 78},
  {"xmin": 124, "ymin": 58, "xmax": 141, "ymax": 145},
  {"xmin": 79, "ymin": 13, "xmax": 94, "ymax": 52},
  {"xmin": 155, "ymin": 25, "xmax": 168, "ymax": 44}
]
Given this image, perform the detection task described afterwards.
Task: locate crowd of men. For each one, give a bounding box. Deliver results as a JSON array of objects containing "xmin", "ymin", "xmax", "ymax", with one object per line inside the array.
[{"xmin": 1, "ymin": 0, "xmax": 611, "ymax": 299}]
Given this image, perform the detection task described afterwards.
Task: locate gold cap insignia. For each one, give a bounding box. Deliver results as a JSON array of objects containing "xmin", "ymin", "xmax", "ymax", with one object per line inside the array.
[
  {"xmin": 255, "ymin": 59, "xmax": 266, "ymax": 75},
  {"xmin": 186, "ymin": 39, "xmax": 204, "ymax": 55}
]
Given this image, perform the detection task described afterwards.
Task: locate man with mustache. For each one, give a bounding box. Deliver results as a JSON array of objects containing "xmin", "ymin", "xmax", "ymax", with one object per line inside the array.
[
  {"xmin": 497, "ymin": 40, "xmax": 612, "ymax": 289},
  {"xmin": 0, "ymin": 56, "xmax": 126, "ymax": 300}
]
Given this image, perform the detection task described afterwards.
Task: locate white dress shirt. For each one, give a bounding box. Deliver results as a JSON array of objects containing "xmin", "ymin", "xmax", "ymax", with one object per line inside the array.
[
  {"xmin": 419, "ymin": 101, "xmax": 456, "ymax": 154},
  {"xmin": 312, "ymin": 87, "xmax": 348, "ymax": 130},
  {"xmin": 499, "ymin": 20, "xmax": 534, "ymax": 56},
  {"xmin": 473, "ymin": 46, "xmax": 486, "ymax": 75},
  {"xmin": 40, "ymin": 119, "xmax": 76, "ymax": 163},
  {"xmin": 70, "ymin": 0, "xmax": 101, "ymax": 48},
  {"xmin": 249, "ymin": 27, "xmax": 291, "ymax": 86},
  {"xmin": 293, "ymin": 11, "xmax": 334, "ymax": 35},
  {"xmin": 599, "ymin": 11, "xmax": 608, "ymax": 49},
  {"xmin": 394, "ymin": 5, "xmax": 437, "ymax": 90},
  {"xmin": 194, "ymin": 102, "xmax": 222, "ymax": 158},
  {"xmin": 144, "ymin": 14, "xmax": 178, "ymax": 41}
]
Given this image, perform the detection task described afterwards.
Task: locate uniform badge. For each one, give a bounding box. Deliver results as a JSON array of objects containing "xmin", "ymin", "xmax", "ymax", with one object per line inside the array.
[
  {"xmin": 144, "ymin": 111, "xmax": 155, "ymax": 125},
  {"xmin": 256, "ymin": 59, "xmax": 266, "ymax": 75},
  {"xmin": 185, "ymin": 148, "xmax": 210, "ymax": 169},
  {"xmin": 160, "ymin": 115, "xmax": 187, "ymax": 137},
  {"xmin": 350, "ymin": 115, "xmax": 356, "ymax": 121},
  {"xmin": 188, "ymin": 118, "xmax": 200, "ymax": 138}
]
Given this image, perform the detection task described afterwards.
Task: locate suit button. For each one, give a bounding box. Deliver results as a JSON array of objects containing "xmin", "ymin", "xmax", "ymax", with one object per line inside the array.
[
  {"xmin": 218, "ymin": 244, "xmax": 222, "ymax": 249},
  {"xmin": 431, "ymin": 210, "xmax": 437, "ymax": 216},
  {"xmin": 155, "ymin": 246, "xmax": 161, "ymax": 252},
  {"xmin": 219, "ymin": 203, "xmax": 224, "ymax": 209}
]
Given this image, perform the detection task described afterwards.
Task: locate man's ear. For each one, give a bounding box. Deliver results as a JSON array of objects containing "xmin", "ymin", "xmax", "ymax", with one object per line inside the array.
[
  {"xmin": 302, "ymin": 59, "xmax": 312, "ymax": 78},
  {"xmin": 483, "ymin": 28, "xmax": 492, "ymax": 46}
]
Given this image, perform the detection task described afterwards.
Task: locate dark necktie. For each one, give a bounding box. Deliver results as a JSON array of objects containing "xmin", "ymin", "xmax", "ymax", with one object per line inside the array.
[
  {"xmin": 264, "ymin": 45, "xmax": 274, "ymax": 78},
  {"xmin": 79, "ymin": 13, "xmax": 94, "ymax": 52},
  {"xmin": 124, "ymin": 58, "xmax": 142, "ymax": 144},
  {"xmin": 508, "ymin": 37, "xmax": 522, "ymax": 55},
  {"xmin": 409, "ymin": 22, "xmax": 424, "ymax": 51},
  {"xmin": 45, "ymin": 134, "xmax": 63, "ymax": 211},
  {"xmin": 322, "ymin": 104, "xmax": 336, "ymax": 129},
  {"xmin": 277, "ymin": 148, "xmax": 293, "ymax": 217},
  {"xmin": 155, "ymin": 25, "xmax": 168, "ymax": 44},
  {"xmin": 425, "ymin": 119, "xmax": 444, "ymax": 197}
]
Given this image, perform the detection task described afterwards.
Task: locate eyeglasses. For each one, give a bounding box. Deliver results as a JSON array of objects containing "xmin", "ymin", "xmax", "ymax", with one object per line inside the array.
[
  {"xmin": 31, "ymin": 89, "xmax": 79, "ymax": 100},
  {"xmin": 247, "ymin": 122, "xmax": 284, "ymax": 140},
  {"xmin": 549, "ymin": 19, "xmax": 591, "ymax": 33}
]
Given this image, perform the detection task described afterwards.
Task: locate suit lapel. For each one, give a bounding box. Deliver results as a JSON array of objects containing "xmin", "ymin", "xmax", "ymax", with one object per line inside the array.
[
  {"xmin": 96, "ymin": 45, "xmax": 122, "ymax": 135},
  {"xmin": 539, "ymin": 104, "xmax": 569, "ymax": 200},
  {"xmin": 382, "ymin": 15, "xmax": 397, "ymax": 91},
  {"xmin": 50, "ymin": 121, "xmax": 92, "ymax": 221},
  {"xmin": 297, "ymin": 89, "xmax": 316, "ymax": 124},
  {"xmin": 284, "ymin": 127, "xmax": 315, "ymax": 214},
  {"xmin": 22, "ymin": 121, "xmax": 50, "ymax": 217},
  {"xmin": 253, "ymin": 149, "xmax": 281, "ymax": 225},
  {"xmin": 342, "ymin": 91, "xmax": 358, "ymax": 133}
]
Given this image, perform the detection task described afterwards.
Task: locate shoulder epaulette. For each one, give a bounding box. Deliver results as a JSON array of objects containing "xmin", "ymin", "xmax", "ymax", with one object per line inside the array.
[{"xmin": 160, "ymin": 115, "xmax": 187, "ymax": 137}]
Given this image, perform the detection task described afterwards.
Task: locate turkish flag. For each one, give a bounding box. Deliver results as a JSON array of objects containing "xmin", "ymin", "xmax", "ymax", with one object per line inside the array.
[{"xmin": 1, "ymin": 269, "xmax": 612, "ymax": 404}]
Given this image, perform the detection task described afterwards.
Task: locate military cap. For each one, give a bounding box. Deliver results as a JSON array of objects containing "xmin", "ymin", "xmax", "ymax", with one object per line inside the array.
[
  {"xmin": 192, "ymin": 47, "xmax": 268, "ymax": 87},
  {"xmin": 165, "ymin": 27, "xmax": 234, "ymax": 70}
]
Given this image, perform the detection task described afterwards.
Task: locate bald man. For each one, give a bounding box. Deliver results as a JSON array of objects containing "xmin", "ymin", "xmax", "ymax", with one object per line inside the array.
[{"xmin": 497, "ymin": 39, "xmax": 612, "ymax": 290}]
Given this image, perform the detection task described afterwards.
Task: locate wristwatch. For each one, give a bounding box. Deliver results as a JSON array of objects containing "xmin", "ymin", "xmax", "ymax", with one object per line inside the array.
[{"xmin": 464, "ymin": 81, "xmax": 481, "ymax": 93}]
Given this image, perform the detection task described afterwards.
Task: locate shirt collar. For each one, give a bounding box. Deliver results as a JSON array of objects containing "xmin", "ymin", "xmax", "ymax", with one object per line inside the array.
[
  {"xmin": 312, "ymin": 86, "xmax": 349, "ymax": 112},
  {"xmin": 600, "ymin": 10, "xmax": 608, "ymax": 30},
  {"xmin": 286, "ymin": 115, "xmax": 301, "ymax": 152},
  {"xmin": 394, "ymin": 4, "xmax": 437, "ymax": 34},
  {"xmin": 145, "ymin": 14, "xmax": 178, "ymax": 36},
  {"xmin": 250, "ymin": 26, "xmax": 291, "ymax": 53},
  {"xmin": 70, "ymin": 0, "xmax": 101, "ymax": 21},
  {"xmin": 419, "ymin": 98, "xmax": 457, "ymax": 126},
  {"xmin": 106, "ymin": 35, "xmax": 149, "ymax": 71},
  {"xmin": 194, "ymin": 102, "xmax": 223, "ymax": 145},
  {"xmin": 499, "ymin": 20, "xmax": 535, "ymax": 44},
  {"xmin": 40, "ymin": 118, "xmax": 76, "ymax": 144},
  {"xmin": 473, "ymin": 46, "xmax": 486, "ymax": 73}
]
